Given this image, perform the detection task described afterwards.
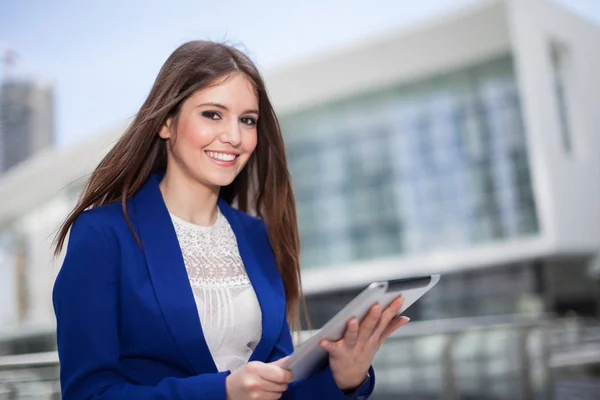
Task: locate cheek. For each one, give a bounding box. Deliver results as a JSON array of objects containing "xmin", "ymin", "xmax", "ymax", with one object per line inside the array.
[
  {"xmin": 177, "ymin": 118, "xmax": 215, "ymax": 149},
  {"xmin": 243, "ymin": 130, "xmax": 258, "ymax": 154}
]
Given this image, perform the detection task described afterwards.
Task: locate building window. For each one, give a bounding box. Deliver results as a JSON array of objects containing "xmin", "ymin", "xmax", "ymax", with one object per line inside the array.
[
  {"xmin": 550, "ymin": 42, "xmax": 573, "ymax": 154},
  {"xmin": 284, "ymin": 55, "xmax": 539, "ymax": 270}
]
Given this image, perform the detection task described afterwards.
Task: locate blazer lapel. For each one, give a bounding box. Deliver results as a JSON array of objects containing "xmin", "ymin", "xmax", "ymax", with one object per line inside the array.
[
  {"xmin": 218, "ymin": 199, "xmax": 285, "ymax": 363},
  {"xmin": 132, "ymin": 173, "xmax": 217, "ymax": 374}
]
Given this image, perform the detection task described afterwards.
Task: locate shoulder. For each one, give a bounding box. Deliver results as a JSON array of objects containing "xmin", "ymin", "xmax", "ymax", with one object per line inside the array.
[
  {"xmin": 74, "ymin": 201, "xmax": 124, "ymax": 226},
  {"xmin": 55, "ymin": 204, "xmax": 125, "ymax": 301},
  {"xmin": 68, "ymin": 202, "xmax": 129, "ymax": 251}
]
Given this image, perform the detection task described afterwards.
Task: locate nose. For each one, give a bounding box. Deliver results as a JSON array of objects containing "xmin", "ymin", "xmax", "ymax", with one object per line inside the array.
[{"xmin": 219, "ymin": 120, "xmax": 242, "ymax": 147}]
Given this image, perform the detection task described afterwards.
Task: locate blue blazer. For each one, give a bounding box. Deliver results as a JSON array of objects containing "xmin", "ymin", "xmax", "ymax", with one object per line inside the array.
[{"xmin": 53, "ymin": 173, "xmax": 375, "ymax": 399}]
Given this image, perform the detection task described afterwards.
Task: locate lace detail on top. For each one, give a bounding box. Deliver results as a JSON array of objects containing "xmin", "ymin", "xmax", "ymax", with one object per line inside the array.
[{"xmin": 170, "ymin": 210, "xmax": 262, "ymax": 372}]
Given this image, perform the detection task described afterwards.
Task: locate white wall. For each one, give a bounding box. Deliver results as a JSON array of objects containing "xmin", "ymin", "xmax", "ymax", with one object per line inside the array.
[
  {"xmin": 508, "ymin": 0, "xmax": 600, "ymax": 253},
  {"xmin": 0, "ymin": 195, "xmax": 69, "ymax": 333},
  {"xmin": 267, "ymin": 0, "xmax": 511, "ymax": 114},
  {"xmin": 17, "ymin": 196, "xmax": 70, "ymax": 328},
  {"xmin": 0, "ymin": 234, "xmax": 17, "ymax": 327},
  {"xmin": 0, "ymin": 126, "xmax": 121, "ymax": 225}
]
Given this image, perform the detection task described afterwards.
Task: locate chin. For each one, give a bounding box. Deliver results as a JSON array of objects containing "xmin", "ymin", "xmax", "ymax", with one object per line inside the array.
[
  {"xmin": 201, "ymin": 173, "xmax": 238, "ymax": 189},
  {"xmin": 192, "ymin": 161, "xmax": 247, "ymax": 189},
  {"xmin": 213, "ymin": 179, "xmax": 236, "ymax": 189}
]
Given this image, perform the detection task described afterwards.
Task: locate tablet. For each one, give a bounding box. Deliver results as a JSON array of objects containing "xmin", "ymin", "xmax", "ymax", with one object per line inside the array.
[{"xmin": 283, "ymin": 274, "xmax": 440, "ymax": 381}]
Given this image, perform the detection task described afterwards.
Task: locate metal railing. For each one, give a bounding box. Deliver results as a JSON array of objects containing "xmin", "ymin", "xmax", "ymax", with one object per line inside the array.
[
  {"xmin": 0, "ymin": 352, "xmax": 59, "ymax": 400},
  {"xmin": 1, "ymin": 315, "xmax": 599, "ymax": 399}
]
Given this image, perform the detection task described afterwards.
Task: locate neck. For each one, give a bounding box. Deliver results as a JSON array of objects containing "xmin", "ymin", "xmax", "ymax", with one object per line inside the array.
[{"xmin": 159, "ymin": 167, "xmax": 220, "ymax": 226}]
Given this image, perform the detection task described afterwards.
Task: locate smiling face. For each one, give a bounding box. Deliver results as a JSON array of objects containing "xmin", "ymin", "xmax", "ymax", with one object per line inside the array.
[{"xmin": 159, "ymin": 73, "xmax": 259, "ymax": 191}]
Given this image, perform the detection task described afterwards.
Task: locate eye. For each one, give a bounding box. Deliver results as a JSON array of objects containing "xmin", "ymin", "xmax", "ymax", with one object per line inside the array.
[
  {"xmin": 240, "ymin": 116, "xmax": 257, "ymax": 126},
  {"xmin": 202, "ymin": 111, "xmax": 221, "ymax": 120}
]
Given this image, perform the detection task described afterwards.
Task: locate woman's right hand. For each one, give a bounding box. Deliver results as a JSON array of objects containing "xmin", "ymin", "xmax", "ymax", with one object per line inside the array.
[{"xmin": 225, "ymin": 357, "xmax": 293, "ymax": 400}]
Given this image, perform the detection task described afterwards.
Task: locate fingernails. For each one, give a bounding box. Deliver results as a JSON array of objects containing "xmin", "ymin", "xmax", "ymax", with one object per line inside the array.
[{"xmin": 405, "ymin": 317, "xmax": 411, "ymax": 322}]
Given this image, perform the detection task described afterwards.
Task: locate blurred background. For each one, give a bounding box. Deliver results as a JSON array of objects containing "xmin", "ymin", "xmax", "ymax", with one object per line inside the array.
[{"xmin": 1, "ymin": 0, "xmax": 600, "ymax": 398}]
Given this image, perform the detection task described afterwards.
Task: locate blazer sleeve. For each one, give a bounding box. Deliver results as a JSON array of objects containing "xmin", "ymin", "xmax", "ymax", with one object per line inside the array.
[
  {"xmin": 257, "ymin": 222, "xmax": 375, "ymax": 400},
  {"xmin": 53, "ymin": 214, "xmax": 229, "ymax": 400}
]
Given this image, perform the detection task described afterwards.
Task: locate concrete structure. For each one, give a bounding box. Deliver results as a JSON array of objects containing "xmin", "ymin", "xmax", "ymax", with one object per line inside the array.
[
  {"xmin": 0, "ymin": 80, "xmax": 55, "ymax": 174},
  {"xmin": 0, "ymin": 0, "xmax": 598, "ymax": 359},
  {"xmin": 267, "ymin": 0, "xmax": 600, "ymax": 293}
]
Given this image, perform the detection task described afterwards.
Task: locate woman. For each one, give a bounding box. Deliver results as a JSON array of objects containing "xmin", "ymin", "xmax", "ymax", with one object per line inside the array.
[{"xmin": 52, "ymin": 40, "xmax": 408, "ymax": 400}]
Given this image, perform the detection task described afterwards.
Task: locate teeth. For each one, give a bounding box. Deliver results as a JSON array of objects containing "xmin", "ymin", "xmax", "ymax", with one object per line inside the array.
[{"xmin": 206, "ymin": 151, "xmax": 236, "ymax": 161}]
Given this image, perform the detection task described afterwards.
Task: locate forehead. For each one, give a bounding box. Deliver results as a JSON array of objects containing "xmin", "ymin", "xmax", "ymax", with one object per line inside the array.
[{"xmin": 190, "ymin": 73, "xmax": 258, "ymax": 107}]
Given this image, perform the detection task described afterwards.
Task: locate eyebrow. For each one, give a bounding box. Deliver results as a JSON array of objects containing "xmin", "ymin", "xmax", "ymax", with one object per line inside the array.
[{"xmin": 198, "ymin": 102, "xmax": 259, "ymax": 115}]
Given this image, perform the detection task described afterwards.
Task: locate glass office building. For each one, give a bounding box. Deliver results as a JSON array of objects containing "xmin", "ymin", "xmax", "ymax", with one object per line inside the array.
[{"xmin": 283, "ymin": 55, "xmax": 538, "ymax": 270}]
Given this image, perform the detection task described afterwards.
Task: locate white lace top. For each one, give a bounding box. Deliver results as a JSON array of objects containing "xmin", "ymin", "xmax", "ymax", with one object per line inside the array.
[{"xmin": 170, "ymin": 210, "xmax": 262, "ymax": 372}]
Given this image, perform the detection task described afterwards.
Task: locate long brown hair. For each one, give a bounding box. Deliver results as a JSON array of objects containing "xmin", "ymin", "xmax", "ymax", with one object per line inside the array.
[{"xmin": 54, "ymin": 41, "xmax": 306, "ymax": 332}]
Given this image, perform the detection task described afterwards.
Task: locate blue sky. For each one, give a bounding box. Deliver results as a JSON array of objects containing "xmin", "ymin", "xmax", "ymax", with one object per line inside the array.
[{"xmin": 1, "ymin": 0, "xmax": 599, "ymax": 148}]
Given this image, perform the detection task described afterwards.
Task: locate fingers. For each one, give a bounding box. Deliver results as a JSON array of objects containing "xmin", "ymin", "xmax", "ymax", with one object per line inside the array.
[
  {"xmin": 251, "ymin": 361, "xmax": 293, "ymax": 384},
  {"xmin": 320, "ymin": 298, "xmax": 409, "ymax": 356},
  {"xmin": 256, "ymin": 379, "xmax": 290, "ymax": 394},
  {"xmin": 343, "ymin": 318, "xmax": 360, "ymax": 347},
  {"xmin": 320, "ymin": 339, "xmax": 337, "ymax": 356},
  {"xmin": 241, "ymin": 378, "xmax": 286, "ymax": 400},
  {"xmin": 235, "ymin": 372, "xmax": 288, "ymax": 400},
  {"xmin": 321, "ymin": 316, "xmax": 360, "ymax": 356},
  {"xmin": 260, "ymin": 392, "xmax": 285, "ymax": 400},
  {"xmin": 372, "ymin": 297, "xmax": 404, "ymax": 340},
  {"xmin": 272, "ymin": 356, "xmax": 290, "ymax": 368},
  {"xmin": 229, "ymin": 362, "xmax": 291, "ymax": 400},
  {"xmin": 241, "ymin": 375, "xmax": 288, "ymax": 394},
  {"xmin": 379, "ymin": 316, "xmax": 410, "ymax": 345},
  {"xmin": 356, "ymin": 303, "xmax": 382, "ymax": 346}
]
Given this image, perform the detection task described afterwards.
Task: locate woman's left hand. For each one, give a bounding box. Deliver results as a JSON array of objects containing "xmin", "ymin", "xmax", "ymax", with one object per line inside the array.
[{"xmin": 320, "ymin": 296, "xmax": 409, "ymax": 391}]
